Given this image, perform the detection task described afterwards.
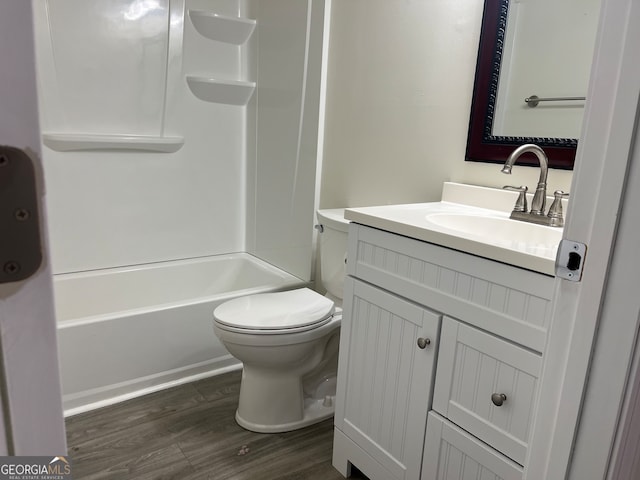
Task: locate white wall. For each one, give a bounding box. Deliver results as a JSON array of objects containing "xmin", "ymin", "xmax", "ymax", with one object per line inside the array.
[{"xmin": 320, "ymin": 0, "xmax": 574, "ymax": 209}]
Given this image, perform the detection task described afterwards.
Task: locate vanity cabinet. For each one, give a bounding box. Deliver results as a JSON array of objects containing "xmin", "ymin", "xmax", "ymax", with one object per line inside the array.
[{"xmin": 333, "ymin": 223, "xmax": 555, "ymax": 480}]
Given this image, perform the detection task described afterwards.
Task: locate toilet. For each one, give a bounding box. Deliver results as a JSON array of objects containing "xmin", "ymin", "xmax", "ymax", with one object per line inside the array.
[{"xmin": 213, "ymin": 208, "xmax": 349, "ymax": 433}]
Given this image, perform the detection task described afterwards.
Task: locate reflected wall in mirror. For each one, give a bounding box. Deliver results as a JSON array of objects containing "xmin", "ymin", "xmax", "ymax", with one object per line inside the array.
[{"xmin": 466, "ymin": 0, "xmax": 600, "ymax": 169}]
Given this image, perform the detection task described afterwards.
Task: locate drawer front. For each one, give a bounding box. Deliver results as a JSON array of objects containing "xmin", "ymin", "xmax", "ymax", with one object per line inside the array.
[
  {"xmin": 433, "ymin": 317, "xmax": 541, "ymax": 465},
  {"xmin": 422, "ymin": 411, "xmax": 523, "ymax": 480},
  {"xmin": 347, "ymin": 223, "xmax": 554, "ymax": 353},
  {"xmin": 335, "ymin": 278, "xmax": 442, "ymax": 480}
]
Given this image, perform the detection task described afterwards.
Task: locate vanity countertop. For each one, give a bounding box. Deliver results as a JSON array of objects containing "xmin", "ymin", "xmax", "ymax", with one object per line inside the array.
[{"xmin": 344, "ymin": 182, "xmax": 562, "ymax": 276}]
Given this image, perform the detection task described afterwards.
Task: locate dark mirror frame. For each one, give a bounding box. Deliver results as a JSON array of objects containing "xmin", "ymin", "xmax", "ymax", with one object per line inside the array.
[{"xmin": 465, "ymin": 0, "xmax": 576, "ymax": 169}]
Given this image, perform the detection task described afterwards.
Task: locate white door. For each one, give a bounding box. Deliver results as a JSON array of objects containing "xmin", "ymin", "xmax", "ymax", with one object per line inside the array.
[
  {"xmin": 0, "ymin": 0, "xmax": 67, "ymax": 454},
  {"xmin": 525, "ymin": 0, "xmax": 640, "ymax": 478}
]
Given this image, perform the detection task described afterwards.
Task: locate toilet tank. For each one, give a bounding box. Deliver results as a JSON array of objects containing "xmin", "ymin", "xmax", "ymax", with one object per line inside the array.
[{"xmin": 316, "ymin": 209, "xmax": 350, "ymax": 303}]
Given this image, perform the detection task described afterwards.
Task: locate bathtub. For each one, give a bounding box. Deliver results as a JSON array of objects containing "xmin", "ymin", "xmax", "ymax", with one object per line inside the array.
[{"xmin": 55, "ymin": 253, "xmax": 306, "ymax": 416}]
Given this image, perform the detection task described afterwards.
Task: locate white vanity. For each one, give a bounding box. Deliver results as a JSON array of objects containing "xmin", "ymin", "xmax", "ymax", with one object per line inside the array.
[{"xmin": 332, "ymin": 182, "xmax": 562, "ymax": 480}]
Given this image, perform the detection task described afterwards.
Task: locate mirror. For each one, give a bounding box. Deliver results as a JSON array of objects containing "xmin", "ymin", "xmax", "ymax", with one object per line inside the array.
[{"xmin": 466, "ymin": 0, "xmax": 600, "ymax": 169}]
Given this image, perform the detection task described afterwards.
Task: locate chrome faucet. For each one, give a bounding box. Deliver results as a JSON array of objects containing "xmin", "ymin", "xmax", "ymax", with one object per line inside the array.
[
  {"xmin": 500, "ymin": 144, "xmax": 568, "ymax": 227},
  {"xmin": 501, "ymin": 144, "xmax": 548, "ymax": 215}
]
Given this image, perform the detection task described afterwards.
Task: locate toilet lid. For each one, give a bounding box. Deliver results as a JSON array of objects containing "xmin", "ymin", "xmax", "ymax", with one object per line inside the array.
[{"xmin": 213, "ymin": 288, "xmax": 335, "ymax": 332}]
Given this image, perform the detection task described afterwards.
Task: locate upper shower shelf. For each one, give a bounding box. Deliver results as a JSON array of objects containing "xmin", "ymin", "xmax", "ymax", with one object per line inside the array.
[
  {"xmin": 189, "ymin": 10, "xmax": 256, "ymax": 45},
  {"xmin": 42, "ymin": 133, "xmax": 185, "ymax": 153}
]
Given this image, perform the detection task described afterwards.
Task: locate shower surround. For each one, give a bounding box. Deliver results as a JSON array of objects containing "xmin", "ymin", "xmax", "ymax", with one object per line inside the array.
[{"xmin": 33, "ymin": 0, "xmax": 326, "ymax": 413}]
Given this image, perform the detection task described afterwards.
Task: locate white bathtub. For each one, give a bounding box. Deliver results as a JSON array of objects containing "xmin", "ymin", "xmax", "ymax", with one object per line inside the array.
[{"xmin": 54, "ymin": 253, "xmax": 305, "ymax": 416}]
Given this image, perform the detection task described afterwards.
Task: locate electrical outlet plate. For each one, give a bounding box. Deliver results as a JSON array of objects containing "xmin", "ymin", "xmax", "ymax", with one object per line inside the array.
[{"xmin": 555, "ymin": 239, "xmax": 587, "ymax": 282}]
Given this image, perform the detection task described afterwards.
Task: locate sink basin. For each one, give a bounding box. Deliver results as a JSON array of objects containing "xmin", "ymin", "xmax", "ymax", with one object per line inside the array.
[
  {"xmin": 344, "ymin": 183, "xmax": 566, "ymax": 275},
  {"xmin": 425, "ymin": 213, "xmax": 562, "ymax": 250}
]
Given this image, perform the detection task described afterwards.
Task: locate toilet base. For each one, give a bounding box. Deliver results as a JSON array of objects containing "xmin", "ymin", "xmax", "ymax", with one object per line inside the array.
[{"xmin": 235, "ymin": 395, "xmax": 336, "ymax": 433}]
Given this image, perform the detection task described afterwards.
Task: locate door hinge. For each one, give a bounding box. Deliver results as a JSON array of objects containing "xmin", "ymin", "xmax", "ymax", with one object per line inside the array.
[
  {"xmin": 0, "ymin": 145, "xmax": 42, "ymax": 284},
  {"xmin": 555, "ymin": 239, "xmax": 587, "ymax": 282}
]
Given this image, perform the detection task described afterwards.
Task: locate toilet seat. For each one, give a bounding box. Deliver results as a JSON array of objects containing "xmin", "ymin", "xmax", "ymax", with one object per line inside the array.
[{"xmin": 213, "ymin": 288, "xmax": 335, "ymax": 335}]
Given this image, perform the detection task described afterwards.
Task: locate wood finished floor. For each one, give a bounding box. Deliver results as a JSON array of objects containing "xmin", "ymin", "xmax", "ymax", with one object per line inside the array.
[{"xmin": 66, "ymin": 370, "xmax": 368, "ymax": 480}]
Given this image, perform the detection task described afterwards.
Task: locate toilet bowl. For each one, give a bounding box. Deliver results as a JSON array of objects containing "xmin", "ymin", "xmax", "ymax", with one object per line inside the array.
[
  {"xmin": 213, "ymin": 208, "xmax": 349, "ymax": 433},
  {"xmin": 214, "ymin": 288, "xmax": 341, "ymax": 432}
]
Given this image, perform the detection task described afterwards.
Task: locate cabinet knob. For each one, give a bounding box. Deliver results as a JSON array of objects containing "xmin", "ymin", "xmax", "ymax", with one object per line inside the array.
[
  {"xmin": 417, "ymin": 337, "xmax": 431, "ymax": 349},
  {"xmin": 491, "ymin": 393, "xmax": 507, "ymax": 406}
]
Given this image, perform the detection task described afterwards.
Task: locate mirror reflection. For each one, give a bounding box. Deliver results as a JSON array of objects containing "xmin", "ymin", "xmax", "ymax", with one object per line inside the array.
[
  {"xmin": 466, "ymin": 0, "xmax": 601, "ymax": 169},
  {"xmin": 493, "ymin": 0, "xmax": 600, "ymax": 139}
]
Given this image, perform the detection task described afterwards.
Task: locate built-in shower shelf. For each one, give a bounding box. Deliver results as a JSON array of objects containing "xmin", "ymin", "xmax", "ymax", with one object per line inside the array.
[
  {"xmin": 42, "ymin": 133, "xmax": 185, "ymax": 153},
  {"xmin": 189, "ymin": 10, "xmax": 256, "ymax": 45},
  {"xmin": 186, "ymin": 76, "xmax": 256, "ymax": 106}
]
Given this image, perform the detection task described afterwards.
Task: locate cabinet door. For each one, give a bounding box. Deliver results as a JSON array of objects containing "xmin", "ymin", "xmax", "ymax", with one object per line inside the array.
[
  {"xmin": 422, "ymin": 412, "xmax": 523, "ymax": 480},
  {"xmin": 433, "ymin": 317, "xmax": 541, "ymax": 465},
  {"xmin": 335, "ymin": 277, "xmax": 442, "ymax": 480}
]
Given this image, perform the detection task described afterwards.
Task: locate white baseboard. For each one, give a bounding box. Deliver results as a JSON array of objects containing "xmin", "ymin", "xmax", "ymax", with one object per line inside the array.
[{"xmin": 63, "ymin": 356, "xmax": 241, "ymax": 417}]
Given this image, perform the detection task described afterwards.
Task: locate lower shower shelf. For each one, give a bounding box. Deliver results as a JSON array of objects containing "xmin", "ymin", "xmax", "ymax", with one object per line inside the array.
[
  {"xmin": 42, "ymin": 133, "xmax": 185, "ymax": 153},
  {"xmin": 186, "ymin": 76, "xmax": 256, "ymax": 106}
]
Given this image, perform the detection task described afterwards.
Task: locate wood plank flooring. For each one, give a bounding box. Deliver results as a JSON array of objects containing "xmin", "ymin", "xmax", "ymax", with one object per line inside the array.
[{"xmin": 66, "ymin": 370, "xmax": 367, "ymax": 479}]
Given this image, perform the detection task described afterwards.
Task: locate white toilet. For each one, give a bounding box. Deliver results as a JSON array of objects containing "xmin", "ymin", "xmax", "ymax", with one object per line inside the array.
[{"xmin": 213, "ymin": 208, "xmax": 349, "ymax": 433}]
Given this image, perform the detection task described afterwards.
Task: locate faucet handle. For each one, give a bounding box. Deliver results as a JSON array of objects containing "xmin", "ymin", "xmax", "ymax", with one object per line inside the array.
[
  {"xmin": 547, "ymin": 190, "xmax": 570, "ymax": 227},
  {"xmin": 503, "ymin": 185, "xmax": 528, "ymax": 213}
]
